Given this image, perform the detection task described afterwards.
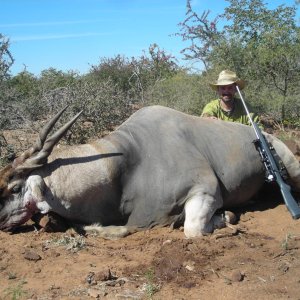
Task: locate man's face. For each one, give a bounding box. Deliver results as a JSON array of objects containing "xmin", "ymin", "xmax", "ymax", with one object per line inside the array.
[{"xmin": 217, "ymin": 84, "xmax": 236, "ymax": 102}]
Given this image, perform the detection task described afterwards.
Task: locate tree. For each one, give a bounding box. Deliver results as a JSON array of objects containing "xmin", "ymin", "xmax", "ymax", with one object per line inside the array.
[
  {"xmin": 178, "ymin": 0, "xmax": 300, "ymax": 120},
  {"xmin": 177, "ymin": 3, "xmax": 221, "ymax": 70},
  {"xmin": 88, "ymin": 54, "xmax": 135, "ymax": 95},
  {"xmin": 220, "ymin": 0, "xmax": 300, "ymax": 119},
  {"xmin": 0, "ymin": 34, "xmax": 14, "ymax": 81},
  {"xmin": 10, "ymin": 70, "xmax": 38, "ymax": 99},
  {"xmin": 221, "ymin": 0, "xmax": 299, "ymax": 85},
  {"xmin": 89, "ymin": 44, "xmax": 179, "ymax": 101},
  {"xmin": 39, "ymin": 67, "xmax": 78, "ymax": 91}
]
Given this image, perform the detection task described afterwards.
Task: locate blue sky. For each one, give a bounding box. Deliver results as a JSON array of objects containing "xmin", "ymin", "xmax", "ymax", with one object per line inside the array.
[{"xmin": 1, "ymin": 0, "xmax": 299, "ymax": 76}]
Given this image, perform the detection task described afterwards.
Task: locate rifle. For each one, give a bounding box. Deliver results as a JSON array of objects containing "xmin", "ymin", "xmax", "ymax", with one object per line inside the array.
[{"xmin": 236, "ymin": 85, "xmax": 300, "ymax": 219}]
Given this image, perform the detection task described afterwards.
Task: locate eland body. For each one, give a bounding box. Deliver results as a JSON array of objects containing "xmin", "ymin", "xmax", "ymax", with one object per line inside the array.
[{"xmin": 0, "ymin": 106, "xmax": 299, "ymax": 238}]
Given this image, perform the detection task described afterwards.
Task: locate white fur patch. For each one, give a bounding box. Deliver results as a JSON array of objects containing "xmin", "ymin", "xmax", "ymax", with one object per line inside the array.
[
  {"xmin": 184, "ymin": 191, "xmax": 223, "ymax": 238},
  {"xmin": 84, "ymin": 224, "xmax": 131, "ymax": 240},
  {"xmin": 26, "ymin": 175, "xmax": 51, "ymax": 214}
]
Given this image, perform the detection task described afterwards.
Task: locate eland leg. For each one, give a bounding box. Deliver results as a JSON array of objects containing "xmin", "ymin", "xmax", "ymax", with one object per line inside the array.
[
  {"xmin": 184, "ymin": 185, "xmax": 229, "ymax": 238},
  {"xmin": 83, "ymin": 224, "xmax": 138, "ymax": 240}
]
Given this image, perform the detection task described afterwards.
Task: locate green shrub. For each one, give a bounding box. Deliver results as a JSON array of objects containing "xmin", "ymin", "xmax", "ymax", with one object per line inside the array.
[{"xmin": 145, "ymin": 72, "xmax": 215, "ymax": 115}]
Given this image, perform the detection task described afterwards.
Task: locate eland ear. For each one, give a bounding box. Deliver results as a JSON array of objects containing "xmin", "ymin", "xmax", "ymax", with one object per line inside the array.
[{"xmin": 0, "ymin": 165, "xmax": 13, "ymax": 197}]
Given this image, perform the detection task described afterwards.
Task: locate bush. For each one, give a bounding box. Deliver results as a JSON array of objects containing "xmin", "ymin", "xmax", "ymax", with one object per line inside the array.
[
  {"xmin": 21, "ymin": 78, "xmax": 135, "ymax": 145},
  {"xmin": 145, "ymin": 71, "xmax": 217, "ymax": 115}
]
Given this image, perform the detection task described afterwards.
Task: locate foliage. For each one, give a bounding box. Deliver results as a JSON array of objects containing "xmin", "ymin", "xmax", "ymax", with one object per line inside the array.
[
  {"xmin": 146, "ymin": 71, "xmax": 214, "ymax": 115},
  {"xmin": 144, "ymin": 268, "xmax": 161, "ymax": 298},
  {"xmin": 0, "ymin": 44, "xmax": 181, "ymax": 148},
  {"xmin": 57, "ymin": 78, "xmax": 134, "ymax": 144},
  {"xmin": 88, "ymin": 54, "xmax": 136, "ymax": 96},
  {"xmin": 0, "ymin": 34, "xmax": 14, "ymax": 81},
  {"xmin": 39, "ymin": 68, "xmax": 78, "ymax": 92},
  {"xmin": 17, "ymin": 77, "xmax": 134, "ymax": 145},
  {"xmin": 176, "ymin": 4, "xmax": 221, "ymax": 70},
  {"xmin": 9, "ymin": 70, "xmax": 39, "ymax": 100},
  {"xmin": 1, "ymin": 0, "xmax": 300, "ymax": 164},
  {"xmin": 88, "ymin": 44, "xmax": 179, "ymax": 102},
  {"xmin": 178, "ymin": 0, "xmax": 300, "ymax": 120},
  {"xmin": 4, "ymin": 280, "xmax": 27, "ymax": 300},
  {"xmin": 0, "ymin": 35, "xmax": 15, "ymax": 129},
  {"xmin": 44, "ymin": 234, "xmax": 86, "ymax": 253},
  {"xmin": 221, "ymin": 0, "xmax": 300, "ymax": 90},
  {"xmin": 0, "ymin": 133, "xmax": 15, "ymax": 167}
]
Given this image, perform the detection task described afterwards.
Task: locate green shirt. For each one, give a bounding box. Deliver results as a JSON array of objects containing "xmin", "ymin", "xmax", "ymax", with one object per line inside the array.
[{"xmin": 201, "ymin": 98, "xmax": 260, "ymax": 126}]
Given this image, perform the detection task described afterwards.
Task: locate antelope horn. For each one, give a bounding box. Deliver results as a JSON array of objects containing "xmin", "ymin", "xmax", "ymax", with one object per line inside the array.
[
  {"xmin": 14, "ymin": 109, "xmax": 83, "ymax": 173},
  {"xmin": 36, "ymin": 105, "xmax": 71, "ymax": 149},
  {"xmin": 12, "ymin": 106, "xmax": 70, "ymax": 168}
]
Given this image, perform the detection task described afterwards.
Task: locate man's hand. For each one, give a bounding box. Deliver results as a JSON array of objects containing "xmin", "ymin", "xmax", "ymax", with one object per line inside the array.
[{"xmin": 201, "ymin": 113, "xmax": 218, "ymax": 120}]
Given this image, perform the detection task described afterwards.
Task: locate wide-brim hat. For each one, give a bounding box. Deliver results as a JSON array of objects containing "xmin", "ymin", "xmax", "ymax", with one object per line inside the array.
[{"xmin": 209, "ymin": 70, "xmax": 246, "ymax": 90}]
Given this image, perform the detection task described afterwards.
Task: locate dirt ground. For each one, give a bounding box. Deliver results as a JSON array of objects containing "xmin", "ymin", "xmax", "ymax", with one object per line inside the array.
[
  {"xmin": 0, "ymin": 198, "xmax": 300, "ymax": 300},
  {"xmin": 0, "ymin": 132, "xmax": 300, "ymax": 299}
]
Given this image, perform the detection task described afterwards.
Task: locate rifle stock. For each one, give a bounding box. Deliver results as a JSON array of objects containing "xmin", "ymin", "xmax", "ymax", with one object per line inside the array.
[
  {"xmin": 236, "ymin": 85, "xmax": 300, "ymax": 219},
  {"xmin": 277, "ymin": 178, "xmax": 300, "ymax": 219}
]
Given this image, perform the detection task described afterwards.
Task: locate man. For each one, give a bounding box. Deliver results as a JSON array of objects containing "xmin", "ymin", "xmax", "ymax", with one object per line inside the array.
[{"xmin": 201, "ymin": 70, "xmax": 260, "ymax": 125}]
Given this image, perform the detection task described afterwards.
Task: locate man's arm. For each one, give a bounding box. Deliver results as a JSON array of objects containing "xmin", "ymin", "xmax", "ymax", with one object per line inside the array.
[
  {"xmin": 201, "ymin": 101, "xmax": 218, "ymax": 119},
  {"xmin": 251, "ymin": 112, "xmax": 264, "ymax": 130}
]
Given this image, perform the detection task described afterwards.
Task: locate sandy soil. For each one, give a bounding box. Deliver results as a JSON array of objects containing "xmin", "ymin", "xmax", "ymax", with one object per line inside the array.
[
  {"xmin": 0, "ymin": 188, "xmax": 300, "ymax": 300},
  {"xmin": 0, "ymin": 132, "xmax": 300, "ymax": 300}
]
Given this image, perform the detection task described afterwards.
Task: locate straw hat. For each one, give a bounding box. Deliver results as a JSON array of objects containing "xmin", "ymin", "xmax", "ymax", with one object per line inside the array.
[{"xmin": 209, "ymin": 70, "xmax": 246, "ymax": 90}]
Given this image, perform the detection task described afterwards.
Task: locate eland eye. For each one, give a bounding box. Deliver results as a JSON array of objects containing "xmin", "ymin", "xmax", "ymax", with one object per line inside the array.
[{"xmin": 11, "ymin": 185, "xmax": 22, "ymax": 194}]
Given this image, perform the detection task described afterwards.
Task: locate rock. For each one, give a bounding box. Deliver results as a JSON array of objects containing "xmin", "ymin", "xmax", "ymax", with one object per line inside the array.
[
  {"xmin": 86, "ymin": 272, "xmax": 96, "ymax": 285},
  {"xmin": 8, "ymin": 273, "xmax": 17, "ymax": 279},
  {"xmin": 36, "ymin": 212, "xmax": 69, "ymax": 232},
  {"xmin": 88, "ymin": 288, "xmax": 107, "ymax": 298},
  {"xmin": 115, "ymin": 290, "xmax": 143, "ymax": 299},
  {"xmin": 183, "ymin": 260, "xmax": 195, "ymax": 271},
  {"xmin": 162, "ymin": 239, "xmax": 172, "ymax": 246},
  {"xmin": 34, "ymin": 268, "xmax": 42, "ymax": 273},
  {"xmin": 278, "ymin": 262, "xmax": 289, "ymax": 274},
  {"xmin": 225, "ymin": 211, "xmax": 237, "ymax": 224},
  {"xmin": 24, "ymin": 250, "xmax": 41, "ymax": 261},
  {"xmin": 231, "ymin": 270, "xmax": 244, "ymax": 282},
  {"xmin": 47, "ymin": 250, "xmax": 61, "ymax": 258},
  {"xmin": 94, "ymin": 269, "xmax": 116, "ymax": 282},
  {"xmin": 0, "ymin": 263, "xmax": 8, "ymax": 271},
  {"xmin": 239, "ymin": 212, "xmax": 253, "ymax": 222},
  {"xmin": 86, "ymin": 269, "xmax": 117, "ymax": 285}
]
